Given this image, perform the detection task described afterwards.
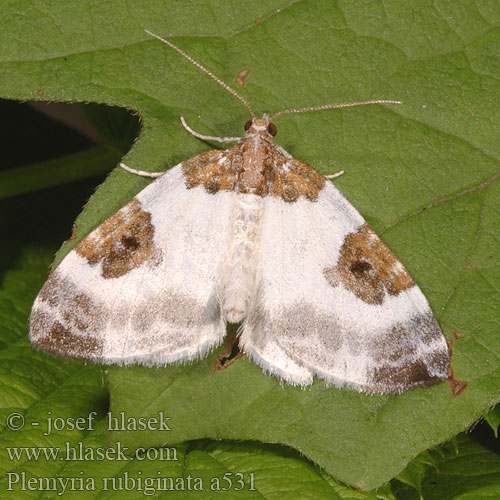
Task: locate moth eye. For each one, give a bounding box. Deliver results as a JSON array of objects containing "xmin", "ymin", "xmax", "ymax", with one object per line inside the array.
[
  {"xmin": 267, "ymin": 123, "xmax": 277, "ymax": 137},
  {"xmin": 244, "ymin": 119, "xmax": 252, "ymax": 131}
]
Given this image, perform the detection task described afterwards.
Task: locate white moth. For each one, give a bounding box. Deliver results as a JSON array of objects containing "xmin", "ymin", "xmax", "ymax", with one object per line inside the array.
[{"xmin": 29, "ymin": 31, "xmax": 449, "ymax": 394}]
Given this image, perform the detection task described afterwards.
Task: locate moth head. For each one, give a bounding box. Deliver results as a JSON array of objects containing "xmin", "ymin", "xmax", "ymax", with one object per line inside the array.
[{"xmin": 244, "ymin": 115, "xmax": 277, "ymax": 137}]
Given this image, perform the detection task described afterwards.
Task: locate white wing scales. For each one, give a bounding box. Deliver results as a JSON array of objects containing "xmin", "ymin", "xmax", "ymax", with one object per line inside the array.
[
  {"xmin": 30, "ymin": 160, "xmax": 234, "ymax": 365},
  {"xmin": 241, "ymin": 182, "xmax": 449, "ymax": 394}
]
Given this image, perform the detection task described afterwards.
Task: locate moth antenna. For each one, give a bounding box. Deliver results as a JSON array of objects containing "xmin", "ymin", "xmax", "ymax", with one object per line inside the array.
[
  {"xmin": 144, "ymin": 29, "xmax": 256, "ymax": 119},
  {"xmin": 269, "ymin": 100, "xmax": 402, "ymax": 121}
]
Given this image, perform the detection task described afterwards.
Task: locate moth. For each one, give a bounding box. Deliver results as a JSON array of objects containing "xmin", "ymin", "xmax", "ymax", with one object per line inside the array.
[{"xmin": 29, "ymin": 30, "xmax": 449, "ymax": 394}]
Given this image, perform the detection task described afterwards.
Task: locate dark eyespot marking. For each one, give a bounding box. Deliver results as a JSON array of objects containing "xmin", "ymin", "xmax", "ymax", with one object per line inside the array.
[
  {"xmin": 350, "ymin": 260, "xmax": 372, "ymax": 275},
  {"xmin": 244, "ymin": 119, "xmax": 252, "ymax": 131},
  {"xmin": 268, "ymin": 122, "xmax": 277, "ymax": 136},
  {"xmin": 121, "ymin": 236, "xmax": 139, "ymax": 250}
]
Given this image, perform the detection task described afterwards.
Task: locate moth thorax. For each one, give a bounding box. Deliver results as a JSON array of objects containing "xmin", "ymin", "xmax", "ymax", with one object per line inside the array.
[
  {"xmin": 237, "ymin": 136, "xmax": 271, "ymax": 194},
  {"xmin": 221, "ymin": 194, "xmax": 263, "ymax": 323}
]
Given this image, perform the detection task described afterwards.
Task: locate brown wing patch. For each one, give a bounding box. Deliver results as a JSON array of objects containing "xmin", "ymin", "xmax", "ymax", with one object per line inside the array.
[
  {"xmin": 30, "ymin": 272, "xmax": 106, "ymax": 361},
  {"xmin": 270, "ymin": 159, "xmax": 325, "ymax": 202},
  {"xmin": 366, "ymin": 313, "xmax": 449, "ymax": 393},
  {"xmin": 31, "ymin": 317, "xmax": 104, "ymax": 360},
  {"xmin": 182, "ymin": 150, "xmax": 237, "ymax": 193},
  {"xmin": 271, "ymin": 303, "xmax": 448, "ymax": 393},
  {"xmin": 323, "ymin": 224, "xmax": 415, "ymax": 305},
  {"xmin": 75, "ymin": 198, "xmax": 162, "ymax": 279},
  {"xmin": 369, "ymin": 356, "xmax": 447, "ymax": 393}
]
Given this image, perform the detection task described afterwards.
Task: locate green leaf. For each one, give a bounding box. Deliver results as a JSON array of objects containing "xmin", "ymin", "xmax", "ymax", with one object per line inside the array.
[
  {"xmin": 394, "ymin": 449, "xmax": 439, "ymax": 499},
  {"xmin": 1, "ymin": 0, "xmax": 500, "ymax": 492},
  {"xmin": 484, "ymin": 404, "xmax": 500, "ymax": 438},
  {"xmin": 79, "ymin": 103, "xmax": 141, "ymax": 155},
  {"xmin": 393, "ymin": 434, "xmax": 500, "ymax": 500},
  {"xmin": 0, "ymin": 146, "xmax": 120, "ymax": 200}
]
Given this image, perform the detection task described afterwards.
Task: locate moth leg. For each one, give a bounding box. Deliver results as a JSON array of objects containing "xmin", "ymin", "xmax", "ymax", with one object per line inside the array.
[
  {"xmin": 119, "ymin": 163, "xmax": 165, "ymax": 178},
  {"xmin": 275, "ymin": 144, "xmax": 344, "ymax": 180},
  {"xmin": 180, "ymin": 117, "xmax": 241, "ymax": 143},
  {"xmin": 275, "ymin": 144, "xmax": 293, "ymax": 159},
  {"xmin": 325, "ymin": 170, "xmax": 344, "ymax": 179}
]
